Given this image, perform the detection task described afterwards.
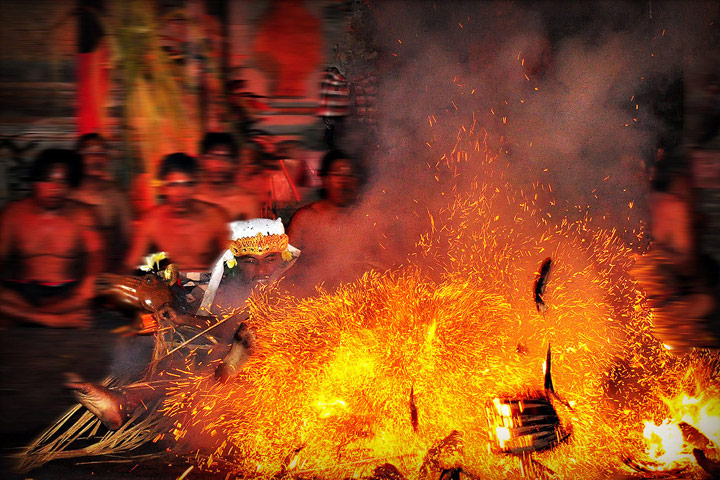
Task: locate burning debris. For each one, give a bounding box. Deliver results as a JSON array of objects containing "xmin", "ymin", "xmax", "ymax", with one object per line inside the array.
[
  {"xmin": 533, "ymin": 258, "xmax": 553, "ymax": 314},
  {"xmin": 486, "ymin": 345, "xmax": 571, "ymax": 480},
  {"xmin": 410, "ymin": 385, "xmax": 419, "ymax": 434}
]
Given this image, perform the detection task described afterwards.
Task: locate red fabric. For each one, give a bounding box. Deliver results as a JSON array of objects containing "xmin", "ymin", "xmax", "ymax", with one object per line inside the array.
[
  {"xmin": 252, "ymin": 0, "xmax": 321, "ymax": 97},
  {"xmin": 77, "ymin": 43, "xmax": 109, "ymax": 135}
]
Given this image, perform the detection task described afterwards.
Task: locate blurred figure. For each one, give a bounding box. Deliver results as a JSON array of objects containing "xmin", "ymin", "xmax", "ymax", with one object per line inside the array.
[
  {"xmin": 236, "ymin": 141, "xmax": 279, "ymax": 217},
  {"xmin": 650, "ymin": 171, "xmax": 696, "ymax": 272},
  {"xmin": 275, "ymin": 139, "xmax": 310, "ymax": 196},
  {"xmin": 73, "ymin": 133, "xmax": 131, "ymax": 272},
  {"xmin": 125, "ymin": 153, "xmax": 229, "ymax": 273},
  {"xmin": 196, "ymin": 132, "xmax": 261, "ymax": 220},
  {"xmin": 227, "ymin": 79, "xmax": 268, "ymax": 135},
  {"xmin": 0, "ymin": 149, "xmax": 103, "ymax": 328},
  {"xmin": 263, "ymin": 140, "xmax": 308, "ymax": 217},
  {"xmin": 633, "ymin": 162, "xmax": 719, "ymax": 353},
  {"xmin": 318, "ymin": 63, "xmax": 350, "ymax": 150},
  {"xmin": 694, "ymin": 74, "xmax": 720, "ymax": 147},
  {"xmin": 288, "ymin": 149, "xmax": 363, "ymax": 253}
]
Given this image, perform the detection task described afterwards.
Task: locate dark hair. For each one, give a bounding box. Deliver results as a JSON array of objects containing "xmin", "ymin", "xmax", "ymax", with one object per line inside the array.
[
  {"xmin": 319, "ymin": 149, "xmax": 356, "ymax": 177},
  {"xmin": 158, "ymin": 153, "xmax": 198, "ymax": 180},
  {"xmin": 316, "ymin": 150, "xmax": 367, "ymax": 201},
  {"xmin": 75, "ymin": 132, "xmax": 107, "ymax": 152},
  {"xmin": 30, "ymin": 149, "xmax": 83, "ymax": 188},
  {"xmin": 650, "ymin": 147, "xmax": 688, "ymax": 193},
  {"xmin": 200, "ymin": 132, "xmax": 238, "ymax": 159}
]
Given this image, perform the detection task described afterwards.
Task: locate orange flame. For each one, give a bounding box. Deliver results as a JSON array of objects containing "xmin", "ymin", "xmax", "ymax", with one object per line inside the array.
[{"xmin": 157, "ymin": 127, "xmax": 718, "ymax": 479}]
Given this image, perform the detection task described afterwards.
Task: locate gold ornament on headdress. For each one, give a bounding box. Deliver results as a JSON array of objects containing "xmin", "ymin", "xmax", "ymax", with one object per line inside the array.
[
  {"xmin": 229, "ymin": 233, "xmax": 289, "ymax": 258},
  {"xmin": 138, "ymin": 251, "xmax": 168, "ymax": 272}
]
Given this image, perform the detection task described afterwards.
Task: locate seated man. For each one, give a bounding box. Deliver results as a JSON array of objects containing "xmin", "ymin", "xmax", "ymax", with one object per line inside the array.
[
  {"xmin": 66, "ymin": 217, "xmax": 300, "ymax": 430},
  {"xmin": 0, "ymin": 149, "xmax": 103, "ymax": 328},
  {"xmin": 125, "ymin": 153, "xmax": 230, "ymax": 273},
  {"xmin": 72, "ymin": 133, "xmax": 132, "ymax": 273},
  {"xmin": 195, "ymin": 132, "xmax": 261, "ymax": 221}
]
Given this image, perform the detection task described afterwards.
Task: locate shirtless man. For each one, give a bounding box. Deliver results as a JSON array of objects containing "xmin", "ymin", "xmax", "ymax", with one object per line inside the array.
[
  {"xmin": 0, "ymin": 149, "xmax": 103, "ymax": 327},
  {"xmin": 634, "ymin": 166, "xmax": 719, "ymax": 352},
  {"xmin": 125, "ymin": 153, "xmax": 230, "ymax": 273},
  {"xmin": 195, "ymin": 132, "xmax": 261, "ymax": 221},
  {"xmin": 72, "ymin": 133, "xmax": 132, "ymax": 272},
  {"xmin": 288, "ymin": 149, "xmax": 362, "ymax": 252}
]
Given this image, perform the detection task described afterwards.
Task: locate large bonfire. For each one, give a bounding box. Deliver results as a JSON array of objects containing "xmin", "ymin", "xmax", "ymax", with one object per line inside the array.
[{"xmin": 158, "ymin": 130, "xmax": 720, "ymax": 479}]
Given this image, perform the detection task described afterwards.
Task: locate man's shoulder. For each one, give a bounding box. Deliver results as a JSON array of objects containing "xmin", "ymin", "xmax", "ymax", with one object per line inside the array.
[
  {"xmin": 66, "ymin": 199, "xmax": 104, "ymax": 224},
  {"xmin": 1, "ymin": 198, "xmax": 31, "ymax": 217},
  {"xmin": 292, "ymin": 202, "xmax": 324, "ymax": 219},
  {"xmin": 139, "ymin": 203, "xmax": 170, "ymax": 224},
  {"xmin": 194, "ymin": 199, "xmax": 229, "ymax": 219}
]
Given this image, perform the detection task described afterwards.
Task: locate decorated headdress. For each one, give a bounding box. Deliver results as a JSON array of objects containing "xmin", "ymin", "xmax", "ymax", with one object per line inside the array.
[{"xmin": 199, "ymin": 218, "xmax": 300, "ymax": 314}]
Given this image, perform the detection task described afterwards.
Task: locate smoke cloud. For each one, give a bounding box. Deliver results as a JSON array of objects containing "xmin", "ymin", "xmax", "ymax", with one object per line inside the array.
[{"xmin": 286, "ymin": 0, "xmax": 719, "ymax": 292}]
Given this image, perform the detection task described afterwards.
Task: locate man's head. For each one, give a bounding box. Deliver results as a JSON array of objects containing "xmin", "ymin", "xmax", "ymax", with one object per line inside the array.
[
  {"xmin": 319, "ymin": 150, "xmax": 362, "ymax": 207},
  {"xmin": 76, "ymin": 133, "xmax": 109, "ymax": 180},
  {"xmin": 30, "ymin": 149, "xmax": 83, "ymax": 209},
  {"xmin": 227, "ymin": 218, "xmax": 296, "ymax": 285},
  {"xmin": 200, "ymin": 132, "xmax": 239, "ymax": 184},
  {"xmin": 158, "ymin": 153, "xmax": 198, "ymax": 214},
  {"xmin": 200, "ymin": 218, "xmax": 300, "ymax": 313}
]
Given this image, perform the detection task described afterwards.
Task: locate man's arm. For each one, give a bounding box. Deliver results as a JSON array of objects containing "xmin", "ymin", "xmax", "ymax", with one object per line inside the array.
[
  {"xmin": 213, "ymin": 206, "xmax": 231, "ymax": 256},
  {"xmin": 0, "ymin": 207, "xmax": 29, "ymax": 323},
  {"xmin": 0, "ymin": 205, "xmax": 35, "ymax": 317},
  {"xmin": 124, "ymin": 212, "xmax": 154, "ymax": 272},
  {"xmin": 287, "ymin": 206, "xmax": 312, "ymax": 251},
  {"xmin": 0, "ymin": 203, "xmax": 16, "ymax": 271},
  {"xmin": 114, "ymin": 188, "xmax": 133, "ymax": 245},
  {"xmin": 0, "ymin": 289, "xmax": 89, "ymax": 327}
]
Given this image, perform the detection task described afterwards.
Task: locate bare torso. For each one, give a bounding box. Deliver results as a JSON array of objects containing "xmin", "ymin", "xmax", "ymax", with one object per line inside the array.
[
  {"xmin": 127, "ymin": 200, "xmax": 229, "ymax": 272},
  {"xmin": 196, "ymin": 183, "xmax": 261, "ymax": 221},
  {"xmin": 0, "ymin": 198, "xmax": 103, "ymax": 327},
  {"xmin": 2, "ymin": 199, "xmax": 94, "ymax": 281},
  {"xmin": 73, "ymin": 179, "xmax": 128, "ymax": 230},
  {"xmin": 287, "ymin": 200, "xmax": 344, "ymax": 252}
]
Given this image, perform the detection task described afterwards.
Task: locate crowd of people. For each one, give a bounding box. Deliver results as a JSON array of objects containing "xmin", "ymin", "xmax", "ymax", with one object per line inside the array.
[{"xmin": 0, "ymin": 132, "xmax": 366, "ymax": 329}]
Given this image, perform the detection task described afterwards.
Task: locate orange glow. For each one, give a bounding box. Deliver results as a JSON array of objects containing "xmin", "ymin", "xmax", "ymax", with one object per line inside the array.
[
  {"xmin": 641, "ymin": 419, "xmax": 693, "ymax": 469},
  {"xmin": 157, "ymin": 127, "xmax": 718, "ymax": 479}
]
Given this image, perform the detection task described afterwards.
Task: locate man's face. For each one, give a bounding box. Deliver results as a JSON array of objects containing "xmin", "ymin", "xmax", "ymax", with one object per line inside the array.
[
  {"xmin": 80, "ymin": 139, "xmax": 108, "ymax": 179},
  {"xmin": 35, "ymin": 164, "xmax": 70, "ymax": 210},
  {"xmin": 235, "ymin": 252, "xmax": 284, "ymax": 284},
  {"xmin": 162, "ymin": 171, "xmax": 196, "ymax": 214},
  {"xmin": 203, "ymin": 145, "xmax": 235, "ymax": 184},
  {"xmin": 325, "ymin": 158, "xmax": 359, "ymax": 207}
]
